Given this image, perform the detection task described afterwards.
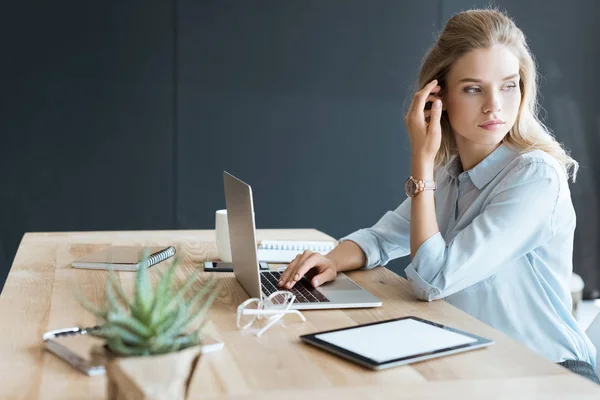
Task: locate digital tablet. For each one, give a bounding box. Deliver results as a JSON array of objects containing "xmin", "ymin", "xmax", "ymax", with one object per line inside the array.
[{"xmin": 300, "ymin": 316, "xmax": 494, "ymax": 370}]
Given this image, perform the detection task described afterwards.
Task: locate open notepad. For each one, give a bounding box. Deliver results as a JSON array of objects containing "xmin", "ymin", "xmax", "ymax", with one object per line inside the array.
[
  {"xmin": 72, "ymin": 246, "xmax": 176, "ymax": 271},
  {"xmin": 257, "ymin": 240, "xmax": 337, "ymax": 263}
]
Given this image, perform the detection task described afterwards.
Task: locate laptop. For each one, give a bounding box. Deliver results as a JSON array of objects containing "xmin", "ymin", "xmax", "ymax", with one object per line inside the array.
[{"xmin": 223, "ymin": 171, "xmax": 382, "ymax": 310}]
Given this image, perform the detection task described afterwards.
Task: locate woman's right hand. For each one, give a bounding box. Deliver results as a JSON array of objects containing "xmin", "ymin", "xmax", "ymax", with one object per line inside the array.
[
  {"xmin": 404, "ymin": 79, "xmax": 443, "ymax": 162},
  {"xmin": 277, "ymin": 250, "xmax": 338, "ymax": 289}
]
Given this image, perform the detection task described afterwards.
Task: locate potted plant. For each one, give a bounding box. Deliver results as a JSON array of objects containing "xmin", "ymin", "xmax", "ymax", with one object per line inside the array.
[{"xmin": 77, "ymin": 250, "xmax": 219, "ymax": 400}]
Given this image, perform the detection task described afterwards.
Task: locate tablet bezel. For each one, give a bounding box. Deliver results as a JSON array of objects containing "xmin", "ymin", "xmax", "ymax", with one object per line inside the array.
[{"xmin": 299, "ymin": 316, "xmax": 494, "ymax": 370}]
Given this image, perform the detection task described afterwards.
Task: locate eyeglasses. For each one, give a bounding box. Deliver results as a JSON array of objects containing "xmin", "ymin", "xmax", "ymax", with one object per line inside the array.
[{"xmin": 236, "ymin": 291, "xmax": 306, "ymax": 337}]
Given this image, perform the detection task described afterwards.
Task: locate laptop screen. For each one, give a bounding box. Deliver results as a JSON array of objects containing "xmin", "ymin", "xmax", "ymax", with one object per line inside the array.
[{"xmin": 223, "ymin": 171, "xmax": 263, "ymax": 299}]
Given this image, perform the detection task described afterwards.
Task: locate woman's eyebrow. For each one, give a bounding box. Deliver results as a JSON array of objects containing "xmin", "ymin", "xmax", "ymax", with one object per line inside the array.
[{"xmin": 458, "ymin": 73, "xmax": 519, "ymax": 83}]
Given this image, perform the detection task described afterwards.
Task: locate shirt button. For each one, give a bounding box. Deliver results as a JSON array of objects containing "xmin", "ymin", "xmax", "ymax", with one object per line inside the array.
[{"xmin": 431, "ymin": 288, "xmax": 440, "ymax": 296}]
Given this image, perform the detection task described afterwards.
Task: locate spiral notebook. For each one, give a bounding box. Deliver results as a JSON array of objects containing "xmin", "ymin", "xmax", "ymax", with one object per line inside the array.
[
  {"xmin": 72, "ymin": 246, "xmax": 176, "ymax": 271},
  {"xmin": 257, "ymin": 240, "xmax": 337, "ymax": 263}
]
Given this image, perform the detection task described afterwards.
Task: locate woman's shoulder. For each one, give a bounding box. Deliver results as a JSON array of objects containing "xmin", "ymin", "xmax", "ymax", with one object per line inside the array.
[{"xmin": 503, "ymin": 148, "xmax": 566, "ymax": 183}]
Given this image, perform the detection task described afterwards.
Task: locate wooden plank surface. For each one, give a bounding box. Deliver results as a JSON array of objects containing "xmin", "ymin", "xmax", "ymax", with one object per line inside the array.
[{"xmin": 0, "ymin": 229, "xmax": 598, "ymax": 399}]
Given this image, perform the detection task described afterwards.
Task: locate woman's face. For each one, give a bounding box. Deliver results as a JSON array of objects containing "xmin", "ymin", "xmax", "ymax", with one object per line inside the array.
[{"xmin": 442, "ymin": 44, "xmax": 522, "ymax": 146}]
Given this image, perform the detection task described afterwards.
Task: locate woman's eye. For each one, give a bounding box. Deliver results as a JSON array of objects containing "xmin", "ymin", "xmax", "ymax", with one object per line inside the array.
[{"xmin": 464, "ymin": 84, "xmax": 518, "ymax": 94}]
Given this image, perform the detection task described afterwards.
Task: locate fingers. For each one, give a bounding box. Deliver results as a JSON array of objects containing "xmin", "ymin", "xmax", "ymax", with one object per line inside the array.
[
  {"xmin": 427, "ymin": 98, "xmax": 443, "ymax": 134},
  {"xmin": 283, "ymin": 253, "xmax": 324, "ymax": 290},
  {"xmin": 406, "ymin": 87, "xmax": 442, "ymax": 126},
  {"xmin": 311, "ymin": 267, "xmax": 336, "ymax": 288},
  {"xmin": 278, "ymin": 256, "xmax": 298, "ymax": 286},
  {"xmin": 407, "ymin": 95, "xmax": 439, "ymax": 129},
  {"xmin": 423, "ymin": 94, "xmax": 441, "ymax": 110},
  {"xmin": 285, "ymin": 252, "xmax": 321, "ymax": 289},
  {"xmin": 278, "ymin": 250, "xmax": 314, "ymax": 287},
  {"xmin": 408, "ymin": 80, "xmax": 439, "ymax": 115},
  {"xmin": 288, "ymin": 253, "xmax": 324, "ymax": 288},
  {"xmin": 407, "ymin": 80, "xmax": 437, "ymax": 115},
  {"xmin": 279, "ymin": 252, "xmax": 308, "ymax": 285}
]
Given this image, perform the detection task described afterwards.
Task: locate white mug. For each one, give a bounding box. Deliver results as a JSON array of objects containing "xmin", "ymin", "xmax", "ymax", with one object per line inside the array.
[{"xmin": 215, "ymin": 209, "xmax": 232, "ymax": 262}]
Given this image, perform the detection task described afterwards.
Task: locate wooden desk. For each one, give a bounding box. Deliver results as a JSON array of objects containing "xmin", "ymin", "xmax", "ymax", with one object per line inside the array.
[{"xmin": 1, "ymin": 229, "xmax": 599, "ymax": 399}]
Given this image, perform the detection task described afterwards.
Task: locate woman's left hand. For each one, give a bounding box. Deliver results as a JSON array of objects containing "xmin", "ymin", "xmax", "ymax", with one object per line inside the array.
[{"xmin": 404, "ymin": 79, "xmax": 443, "ymax": 162}]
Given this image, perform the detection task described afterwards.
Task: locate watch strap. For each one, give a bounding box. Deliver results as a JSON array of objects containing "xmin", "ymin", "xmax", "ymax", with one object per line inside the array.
[{"xmin": 407, "ymin": 176, "xmax": 436, "ymax": 197}]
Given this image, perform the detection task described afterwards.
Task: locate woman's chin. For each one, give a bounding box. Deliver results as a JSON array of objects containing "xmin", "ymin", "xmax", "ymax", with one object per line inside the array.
[{"xmin": 455, "ymin": 131, "xmax": 506, "ymax": 146}]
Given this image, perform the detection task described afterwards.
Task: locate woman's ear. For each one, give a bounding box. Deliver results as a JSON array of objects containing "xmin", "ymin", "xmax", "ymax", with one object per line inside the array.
[
  {"xmin": 439, "ymin": 92, "xmax": 448, "ymax": 111},
  {"xmin": 436, "ymin": 83, "xmax": 448, "ymax": 111}
]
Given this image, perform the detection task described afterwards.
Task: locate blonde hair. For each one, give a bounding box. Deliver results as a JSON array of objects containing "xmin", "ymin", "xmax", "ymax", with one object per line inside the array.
[{"xmin": 415, "ymin": 7, "xmax": 579, "ymax": 182}]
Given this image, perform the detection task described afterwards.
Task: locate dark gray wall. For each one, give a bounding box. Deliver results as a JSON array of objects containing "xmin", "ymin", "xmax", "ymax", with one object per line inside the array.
[
  {"xmin": 2, "ymin": 1, "xmax": 599, "ymax": 298},
  {"xmin": 0, "ymin": 1, "xmax": 175, "ymax": 287}
]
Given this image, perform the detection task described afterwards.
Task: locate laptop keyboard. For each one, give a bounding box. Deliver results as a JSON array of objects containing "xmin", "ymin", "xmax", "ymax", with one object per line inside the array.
[{"xmin": 261, "ymin": 270, "xmax": 330, "ymax": 304}]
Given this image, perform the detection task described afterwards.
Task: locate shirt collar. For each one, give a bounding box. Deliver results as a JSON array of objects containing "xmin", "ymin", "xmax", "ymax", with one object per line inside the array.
[{"xmin": 445, "ymin": 143, "xmax": 518, "ymax": 189}]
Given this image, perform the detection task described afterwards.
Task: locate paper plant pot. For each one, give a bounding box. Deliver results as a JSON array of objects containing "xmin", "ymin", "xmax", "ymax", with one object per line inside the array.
[{"xmin": 92, "ymin": 345, "xmax": 202, "ymax": 400}]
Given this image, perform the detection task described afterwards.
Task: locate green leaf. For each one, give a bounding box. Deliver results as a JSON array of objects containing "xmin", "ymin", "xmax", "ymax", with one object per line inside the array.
[
  {"xmin": 106, "ymin": 268, "xmax": 132, "ymax": 309},
  {"xmin": 155, "ymin": 276, "xmax": 218, "ymax": 343},
  {"xmin": 183, "ymin": 274, "xmax": 217, "ymax": 312},
  {"xmin": 133, "ymin": 247, "xmax": 154, "ymax": 324},
  {"xmin": 162, "ymin": 267, "xmax": 205, "ymax": 314},
  {"xmin": 74, "ymin": 287, "xmax": 107, "ymax": 321},
  {"xmin": 106, "ymin": 337, "xmax": 149, "ymax": 357},
  {"xmin": 148, "ymin": 254, "xmax": 179, "ymax": 326},
  {"xmin": 107, "ymin": 311, "xmax": 153, "ymax": 339},
  {"xmin": 155, "ymin": 303, "xmax": 190, "ymax": 341},
  {"xmin": 152, "ymin": 308, "xmax": 181, "ymax": 334},
  {"xmin": 105, "ymin": 281, "xmax": 128, "ymax": 316},
  {"xmin": 184, "ymin": 275, "xmax": 218, "ymax": 319},
  {"xmin": 149, "ymin": 303, "xmax": 187, "ymax": 336},
  {"xmin": 104, "ymin": 324, "xmax": 145, "ymax": 346},
  {"xmin": 149, "ymin": 304, "xmax": 197, "ymax": 352},
  {"xmin": 169, "ymin": 332, "xmax": 201, "ymax": 352},
  {"xmin": 187, "ymin": 284, "xmax": 219, "ymax": 333},
  {"xmin": 88, "ymin": 327, "xmax": 115, "ymax": 341}
]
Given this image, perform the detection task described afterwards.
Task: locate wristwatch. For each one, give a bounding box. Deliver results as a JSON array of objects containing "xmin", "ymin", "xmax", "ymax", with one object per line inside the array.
[{"xmin": 404, "ymin": 176, "xmax": 436, "ymax": 198}]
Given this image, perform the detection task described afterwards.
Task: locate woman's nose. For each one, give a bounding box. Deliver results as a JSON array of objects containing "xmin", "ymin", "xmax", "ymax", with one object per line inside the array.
[{"xmin": 483, "ymin": 93, "xmax": 502, "ymax": 114}]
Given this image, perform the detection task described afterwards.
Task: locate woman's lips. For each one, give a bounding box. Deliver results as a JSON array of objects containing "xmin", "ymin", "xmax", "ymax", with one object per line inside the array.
[{"xmin": 478, "ymin": 123, "xmax": 505, "ymax": 131}]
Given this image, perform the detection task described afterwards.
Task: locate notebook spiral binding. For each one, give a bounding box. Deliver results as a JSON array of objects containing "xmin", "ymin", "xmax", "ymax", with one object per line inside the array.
[{"xmin": 140, "ymin": 246, "xmax": 176, "ymax": 268}]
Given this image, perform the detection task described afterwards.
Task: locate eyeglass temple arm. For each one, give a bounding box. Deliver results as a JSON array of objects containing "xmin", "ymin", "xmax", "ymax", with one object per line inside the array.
[{"xmin": 241, "ymin": 309, "xmax": 306, "ymax": 321}]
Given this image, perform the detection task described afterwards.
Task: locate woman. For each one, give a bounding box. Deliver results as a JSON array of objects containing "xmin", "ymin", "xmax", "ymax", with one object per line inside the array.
[{"xmin": 277, "ymin": 8, "xmax": 598, "ymax": 383}]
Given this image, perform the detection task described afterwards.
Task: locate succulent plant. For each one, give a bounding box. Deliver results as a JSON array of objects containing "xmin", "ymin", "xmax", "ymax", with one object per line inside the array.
[{"xmin": 76, "ymin": 249, "xmax": 219, "ymax": 357}]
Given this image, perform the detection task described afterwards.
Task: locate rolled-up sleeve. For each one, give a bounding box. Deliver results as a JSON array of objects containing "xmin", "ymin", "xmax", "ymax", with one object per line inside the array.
[
  {"xmin": 405, "ymin": 161, "xmax": 560, "ymax": 302},
  {"xmin": 339, "ymin": 196, "xmax": 412, "ymax": 269}
]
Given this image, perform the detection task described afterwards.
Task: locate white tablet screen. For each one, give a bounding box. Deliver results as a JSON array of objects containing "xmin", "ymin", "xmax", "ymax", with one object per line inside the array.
[{"xmin": 314, "ymin": 318, "xmax": 477, "ymax": 363}]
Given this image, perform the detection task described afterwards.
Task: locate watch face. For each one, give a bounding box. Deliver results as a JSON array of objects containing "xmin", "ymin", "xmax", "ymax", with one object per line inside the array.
[{"xmin": 405, "ymin": 178, "xmax": 417, "ymax": 196}]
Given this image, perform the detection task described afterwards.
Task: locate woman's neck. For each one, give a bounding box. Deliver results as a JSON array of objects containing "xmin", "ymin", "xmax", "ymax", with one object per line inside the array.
[{"xmin": 455, "ymin": 138, "xmax": 503, "ymax": 172}]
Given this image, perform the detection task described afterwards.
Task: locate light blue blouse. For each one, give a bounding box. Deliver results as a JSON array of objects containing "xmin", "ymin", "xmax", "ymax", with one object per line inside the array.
[{"xmin": 339, "ymin": 143, "xmax": 596, "ymax": 367}]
